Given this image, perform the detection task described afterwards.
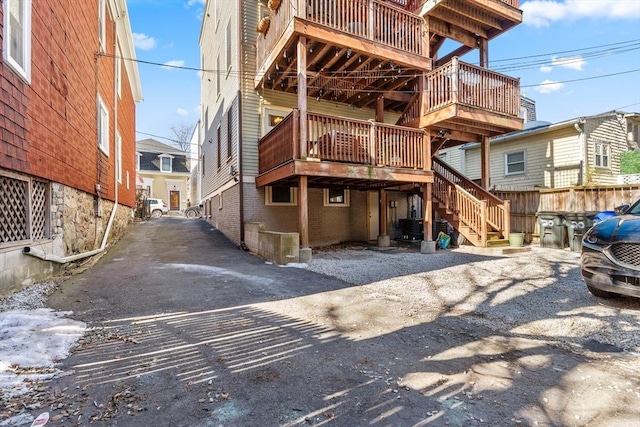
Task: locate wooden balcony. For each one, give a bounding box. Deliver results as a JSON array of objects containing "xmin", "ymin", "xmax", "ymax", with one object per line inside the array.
[
  {"xmin": 255, "ymin": 0, "xmax": 432, "ymax": 113},
  {"xmin": 256, "ymin": 110, "xmax": 433, "ymax": 189},
  {"xmin": 418, "ymin": 0, "xmax": 523, "ymax": 64},
  {"xmin": 399, "ymin": 57, "xmax": 523, "ymax": 141}
]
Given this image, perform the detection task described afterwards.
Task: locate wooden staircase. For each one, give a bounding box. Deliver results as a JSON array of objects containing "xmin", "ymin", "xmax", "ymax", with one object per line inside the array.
[{"xmin": 432, "ymin": 158, "xmax": 511, "ymax": 247}]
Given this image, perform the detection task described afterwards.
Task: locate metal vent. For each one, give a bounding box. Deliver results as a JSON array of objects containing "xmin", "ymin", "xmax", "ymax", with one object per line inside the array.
[{"xmin": 610, "ymin": 243, "xmax": 640, "ymax": 268}]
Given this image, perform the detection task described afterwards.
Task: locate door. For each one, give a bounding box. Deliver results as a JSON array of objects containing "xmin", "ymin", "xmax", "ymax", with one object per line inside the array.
[
  {"xmin": 170, "ymin": 191, "xmax": 180, "ymax": 210},
  {"xmin": 367, "ymin": 191, "xmax": 379, "ymax": 241}
]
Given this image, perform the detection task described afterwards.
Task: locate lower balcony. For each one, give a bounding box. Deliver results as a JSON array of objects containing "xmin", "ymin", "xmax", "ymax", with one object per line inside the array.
[{"xmin": 256, "ymin": 110, "xmax": 433, "ymax": 189}]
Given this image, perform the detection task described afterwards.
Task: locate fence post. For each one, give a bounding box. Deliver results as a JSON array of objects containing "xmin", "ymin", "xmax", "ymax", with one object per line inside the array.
[
  {"xmin": 503, "ymin": 199, "xmax": 510, "ymax": 238},
  {"xmin": 480, "ymin": 200, "xmax": 487, "ymax": 247},
  {"xmin": 369, "ymin": 120, "xmax": 376, "ymax": 165}
]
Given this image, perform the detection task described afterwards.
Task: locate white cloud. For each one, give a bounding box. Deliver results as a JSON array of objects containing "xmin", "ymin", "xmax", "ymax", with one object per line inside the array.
[
  {"xmin": 132, "ymin": 33, "xmax": 156, "ymax": 50},
  {"xmin": 193, "ymin": 105, "xmax": 201, "ymax": 114},
  {"xmin": 521, "ymin": 0, "xmax": 640, "ymax": 27},
  {"xmin": 177, "ymin": 108, "xmax": 189, "ymax": 116},
  {"xmin": 540, "ymin": 65, "xmax": 553, "ymax": 73},
  {"xmin": 551, "ymin": 55, "xmax": 586, "ymax": 71},
  {"xmin": 162, "ymin": 60, "xmax": 185, "ymax": 70},
  {"xmin": 186, "ymin": 0, "xmax": 205, "ymax": 5},
  {"xmin": 534, "ymin": 79, "xmax": 564, "ymax": 94}
]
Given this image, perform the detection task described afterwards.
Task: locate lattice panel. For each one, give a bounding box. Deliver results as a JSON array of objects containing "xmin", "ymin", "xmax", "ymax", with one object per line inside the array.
[
  {"xmin": 31, "ymin": 181, "xmax": 49, "ymax": 240},
  {"xmin": 0, "ymin": 176, "xmax": 28, "ymax": 243}
]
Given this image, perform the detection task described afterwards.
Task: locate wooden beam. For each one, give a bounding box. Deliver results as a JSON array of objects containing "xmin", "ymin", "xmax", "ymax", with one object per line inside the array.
[
  {"xmin": 293, "ymin": 160, "xmax": 434, "ymax": 183},
  {"xmin": 376, "ymin": 97, "xmax": 385, "ymax": 122},
  {"xmin": 481, "ymin": 135, "xmax": 490, "ymax": 189},
  {"xmin": 298, "ymin": 37, "xmax": 308, "ymax": 157},
  {"xmin": 380, "ymin": 189, "xmax": 388, "ymax": 235},
  {"xmin": 299, "ymin": 175, "xmax": 309, "ymax": 248},
  {"xmin": 255, "ymin": 162, "xmax": 296, "ymax": 187},
  {"xmin": 423, "ymin": 183, "xmax": 433, "ymax": 241},
  {"xmin": 479, "ymin": 38, "xmax": 489, "ymax": 68}
]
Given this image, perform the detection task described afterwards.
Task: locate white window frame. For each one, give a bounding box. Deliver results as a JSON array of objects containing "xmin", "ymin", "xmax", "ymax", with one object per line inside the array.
[
  {"xmin": 115, "ymin": 132, "xmax": 122, "ymax": 183},
  {"xmin": 218, "ymin": 193, "xmax": 223, "ymax": 210},
  {"xmin": 97, "ymin": 94, "xmax": 109, "ymax": 155},
  {"xmin": 594, "ymin": 142, "xmax": 610, "ymax": 168},
  {"xmin": 323, "ymin": 188, "xmax": 350, "ymax": 207},
  {"xmin": 98, "ymin": 0, "xmax": 106, "ymax": 52},
  {"xmin": 159, "ymin": 154, "xmax": 174, "ymax": 173},
  {"xmin": 505, "ymin": 150, "xmax": 525, "ymax": 176},
  {"xmin": 262, "ymin": 106, "xmax": 291, "ymax": 137},
  {"xmin": 3, "ymin": 0, "xmax": 32, "ymax": 83},
  {"xmin": 225, "ymin": 21, "xmax": 232, "ymax": 75},
  {"xmin": 265, "ymin": 186, "xmax": 298, "ymax": 206}
]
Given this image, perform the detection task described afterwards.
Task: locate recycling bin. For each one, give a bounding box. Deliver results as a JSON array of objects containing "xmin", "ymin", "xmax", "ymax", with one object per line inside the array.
[
  {"xmin": 537, "ymin": 211, "xmax": 566, "ymax": 249},
  {"xmin": 564, "ymin": 211, "xmax": 595, "ymax": 252}
]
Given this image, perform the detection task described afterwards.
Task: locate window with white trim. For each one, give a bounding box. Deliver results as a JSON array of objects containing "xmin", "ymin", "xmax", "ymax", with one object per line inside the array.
[
  {"xmin": 116, "ymin": 132, "xmax": 122, "ymax": 183},
  {"xmin": 97, "ymin": 94, "xmax": 109, "ymax": 155},
  {"xmin": 266, "ymin": 186, "xmax": 297, "ymax": 206},
  {"xmin": 323, "ymin": 188, "xmax": 350, "ymax": 207},
  {"xmin": 98, "ymin": 0, "xmax": 106, "ymax": 52},
  {"xmin": 505, "ymin": 151, "xmax": 525, "ymax": 175},
  {"xmin": 226, "ymin": 22, "xmax": 232, "ymax": 74},
  {"xmin": 159, "ymin": 154, "xmax": 173, "ymax": 173},
  {"xmin": 3, "ymin": 0, "xmax": 32, "ymax": 82},
  {"xmin": 595, "ymin": 142, "xmax": 610, "ymax": 168}
]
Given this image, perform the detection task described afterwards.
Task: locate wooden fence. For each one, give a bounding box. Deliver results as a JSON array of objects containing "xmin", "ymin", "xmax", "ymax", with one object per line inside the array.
[{"xmin": 493, "ymin": 185, "xmax": 640, "ymax": 237}]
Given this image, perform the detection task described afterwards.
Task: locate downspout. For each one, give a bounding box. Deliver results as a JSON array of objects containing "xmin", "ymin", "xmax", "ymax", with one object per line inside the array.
[
  {"xmin": 237, "ymin": 1, "xmax": 246, "ymax": 247},
  {"xmin": 24, "ymin": 2, "xmax": 122, "ymax": 264},
  {"xmin": 575, "ymin": 119, "xmax": 586, "ymax": 185}
]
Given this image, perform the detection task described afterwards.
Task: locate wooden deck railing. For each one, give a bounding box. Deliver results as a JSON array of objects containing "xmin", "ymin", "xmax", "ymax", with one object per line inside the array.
[
  {"xmin": 397, "ymin": 57, "xmax": 521, "ymax": 125},
  {"xmin": 433, "ymin": 157, "xmax": 510, "ymax": 244},
  {"xmin": 258, "ymin": 109, "xmax": 427, "ymax": 173},
  {"xmin": 257, "ymin": 0, "xmax": 426, "ymax": 66}
]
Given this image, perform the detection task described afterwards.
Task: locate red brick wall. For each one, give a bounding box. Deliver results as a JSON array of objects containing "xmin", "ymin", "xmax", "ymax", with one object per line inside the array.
[{"xmin": 0, "ymin": 1, "xmax": 137, "ymax": 207}]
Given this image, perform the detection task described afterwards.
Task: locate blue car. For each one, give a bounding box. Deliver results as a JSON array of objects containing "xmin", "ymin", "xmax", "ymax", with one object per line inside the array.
[{"xmin": 581, "ymin": 201, "xmax": 640, "ymax": 299}]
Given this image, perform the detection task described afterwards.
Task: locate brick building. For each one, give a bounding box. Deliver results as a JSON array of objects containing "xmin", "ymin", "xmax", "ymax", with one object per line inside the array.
[{"xmin": 1, "ymin": 0, "xmax": 142, "ymax": 295}]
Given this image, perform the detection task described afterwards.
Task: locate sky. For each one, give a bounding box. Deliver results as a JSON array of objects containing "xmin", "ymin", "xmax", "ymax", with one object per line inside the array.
[{"xmin": 126, "ymin": 0, "xmax": 640, "ymax": 149}]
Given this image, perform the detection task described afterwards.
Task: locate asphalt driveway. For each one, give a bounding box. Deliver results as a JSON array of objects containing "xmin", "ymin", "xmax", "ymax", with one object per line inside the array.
[{"xmin": 12, "ymin": 217, "xmax": 640, "ymax": 426}]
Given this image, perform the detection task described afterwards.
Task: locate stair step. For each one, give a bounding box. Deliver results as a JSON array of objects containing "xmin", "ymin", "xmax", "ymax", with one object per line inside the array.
[{"xmin": 486, "ymin": 238, "xmax": 510, "ymax": 248}]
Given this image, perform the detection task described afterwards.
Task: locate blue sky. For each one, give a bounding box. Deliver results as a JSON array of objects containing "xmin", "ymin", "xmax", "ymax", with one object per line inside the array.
[{"xmin": 127, "ymin": 0, "xmax": 640, "ymax": 147}]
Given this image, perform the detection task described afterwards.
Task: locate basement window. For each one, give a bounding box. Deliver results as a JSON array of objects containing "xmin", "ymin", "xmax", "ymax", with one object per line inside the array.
[
  {"xmin": 323, "ymin": 188, "xmax": 350, "ymax": 207},
  {"xmin": 265, "ymin": 186, "xmax": 297, "ymax": 206}
]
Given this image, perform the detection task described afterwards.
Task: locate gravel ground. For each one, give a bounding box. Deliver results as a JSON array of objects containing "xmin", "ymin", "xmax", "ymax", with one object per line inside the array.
[{"xmin": 306, "ymin": 244, "xmax": 640, "ymax": 355}]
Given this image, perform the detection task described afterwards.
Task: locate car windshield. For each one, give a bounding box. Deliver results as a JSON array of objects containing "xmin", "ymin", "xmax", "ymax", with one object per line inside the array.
[{"xmin": 628, "ymin": 201, "xmax": 640, "ymax": 215}]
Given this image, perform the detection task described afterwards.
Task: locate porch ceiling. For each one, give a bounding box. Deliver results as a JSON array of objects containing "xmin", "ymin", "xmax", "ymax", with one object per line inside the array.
[{"xmin": 256, "ymin": 19, "xmax": 433, "ymax": 113}]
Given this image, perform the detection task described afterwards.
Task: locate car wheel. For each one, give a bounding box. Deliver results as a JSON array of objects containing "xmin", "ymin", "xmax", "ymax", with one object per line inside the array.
[
  {"xmin": 151, "ymin": 209, "xmax": 162, "ymax": 218},
  {"xmin": 587, "ymin": 284, "xmax": 617, "ymax": 299},
  {"xmin": 186, "ymin": 209, "xmax": 197, "ymax": 218}
]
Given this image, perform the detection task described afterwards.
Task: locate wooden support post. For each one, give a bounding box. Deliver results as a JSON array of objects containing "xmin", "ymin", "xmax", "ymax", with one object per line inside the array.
[
  {"xmin": 423, "ymin": 132, "xmax": 431, "ymax": 171},
  {"xmin": 423, "ymin": 183, "xmax": 433, "ymax": 241},
  {"xmin": 451, "ymin": 57, "xmax": 459, "ymax": 104},
  {"xmin": 503, "ymin": 200, "xmax": 511, "ymax": 238},
  {"xmin": 418, "ymin": 73, "xmax": 426, "ymax": 117},
  {"xmin": 375, "ymin": 97, "xmax": 384, "ymax": 123},
  {"xmin": 298, "ymin": 175, "xmax": 309, "ymax": 248},
  {"xmin": 297, "ymin": 37, "xmax": 308, "ymax": 157},
  {"xmin": 380, "ymin": 189, "xmax": 388, "ymax": 236},
  {"xmin": 481, "ymin": 135, "xmax": 490, "ymax": 189},
  {"xmin": 479, "ymin": 38, "xmax": 489, "ymax": 68}
]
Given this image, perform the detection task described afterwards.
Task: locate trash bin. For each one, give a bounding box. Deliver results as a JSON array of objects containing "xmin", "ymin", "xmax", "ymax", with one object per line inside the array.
[
  {"xmin": 564, "ymin": 211, "xmax": 596, "ymax": 252},
  {"xmin": 537, "ymin": 211, "xmax": 566, "ymax": 249}
]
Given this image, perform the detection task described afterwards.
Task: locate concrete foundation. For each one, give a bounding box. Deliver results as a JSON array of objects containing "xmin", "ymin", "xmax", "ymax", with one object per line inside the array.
[
  {"xmin": 299, "ymin": 247, "xmax": 312, "ymax": 263},
  {"xmin": 421, "ymin": 240, "xmax": 437, "ymax": 254},
  {"xmin": 377, "ymin": 235, "xmax": 390, "ymax": 247}
]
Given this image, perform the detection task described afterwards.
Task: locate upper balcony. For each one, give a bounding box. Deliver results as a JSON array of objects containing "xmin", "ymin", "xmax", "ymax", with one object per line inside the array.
[
  {"xmin": 398, "ymin": 57, "xmax": 523, "ymax": 142},
  {"xmin": 417, "ymin": 0, "xmax": 523, "ymax": 64},
  {"xmin": 256, "ymin": 110, "xmax": 432, "ymax": 189},
  {"xmin": 255, "ymin": 0, "xmax": 433, "ymax": 113}
]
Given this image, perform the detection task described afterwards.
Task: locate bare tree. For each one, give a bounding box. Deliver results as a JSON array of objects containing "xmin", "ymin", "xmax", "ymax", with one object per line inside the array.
[{"xmin": 170, "ymin": 123, "xmax": 195, "ymax": 152}]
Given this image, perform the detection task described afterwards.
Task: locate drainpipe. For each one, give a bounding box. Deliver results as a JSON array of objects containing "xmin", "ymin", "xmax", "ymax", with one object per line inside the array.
[
  {"xmin": 25, "ymin": 2, "xmax": 123, "ymax": 264},
  {"xmin": 574, "ymin": 119, "xmax": 586, "ymax": 184},
  {"xmin": 237, "ymin": 1, "xmax": 246, "ymax": 247}
]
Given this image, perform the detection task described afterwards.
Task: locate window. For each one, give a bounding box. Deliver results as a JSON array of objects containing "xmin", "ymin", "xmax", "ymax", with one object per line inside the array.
[
  {"xmin": 595, "ymin": 142, "xmax": 610, "ymax": 168},
  {"xmin": 218, "ymin": 193, "xmax": 223, "ymax": 210},
  {"xmin": 3, "ymin": 0, "xmax": 32, "ymax": 82},
  {"xmin": 226, "ymin": 22, "xmax": 232, "ymax": 73},
  {"xmin": 216, "ymin": 54, "xmax": 221, "ymax": 98},
  {"xmin": 159, "ymin": 154, "xmax": 173, "ymax": 173},
  {"xmin": 505, "ymin": 151, "xmax": 525, "ymax": 175},
  {"xmin": 323, "ymin": 188, "xmax": 350, "ymax": 207},
  {"xmin": 227, "ymin": 112, "xmax": 233, "ymax": 161},
  {"xmin": 217, "ymin": 125, "xmax": 222, "ymax": 169},
  {"xmin": 202, "ymin": 155, "xmax": 205, "ymax": 176},
  {"xmin": 262, "ymin": 107, "xmax": 290, "ymax": 136},
  {"xmin": 116, "ymin": 132, "xmax": 122, "ymax": 183},
  {"xmin": 97, "ymin": 94, "xmax": 109, "ymax": 155},
  {"xmin": 266, "ymin": 186, "xmax": 297, "ymax": 206},
  {"xmin": 116, "ymin": 48, "xmax": 122, "ymax": 98},
  {"xmin": 98, "ymin": 0, "xmax": 106, "ymax": 52}
]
